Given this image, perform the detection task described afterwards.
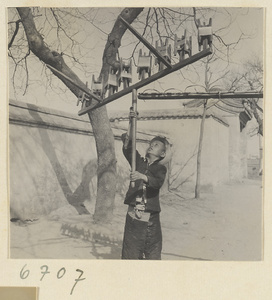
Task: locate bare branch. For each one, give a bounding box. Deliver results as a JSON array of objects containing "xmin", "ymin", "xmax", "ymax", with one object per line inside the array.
[
  {"xmin": 23, "ymin": 49, "xmax": 30, "ymax": 95},
  {"xmin": 174, "ymin": 172, "xmax": 195, "ymax": 190},
  {"xmin": 129, "ymin": 8, "xmax": 151, "ymax": 65},
  {"xmin": 192, "ymin": 7, "xmax": 199, "ymax": 28},
  {"xmin": 8, "ymin": 19, "xmax": 22, "ymax": 49},
  {"xmin": 16, "ymin": 7, "xmax": 91, "ymax": 98},
  {"xmin": 99, "ymin": 7, "xmax": 144, "ymax": 82},
  {"xmin": 163, "ymin": 7, "xmax": 194, "ymax": 17},
  {"xmin": 170, "ymin": 150, "xmax": 197, "ymax": 187},
  {"xmin": 153, "ymin": 8, "xmax": 163, "ymax": 44}
]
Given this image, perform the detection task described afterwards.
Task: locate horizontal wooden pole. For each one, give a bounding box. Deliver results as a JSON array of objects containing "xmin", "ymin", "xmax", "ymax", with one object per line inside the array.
[
  {"xmin": 138, "ymin": 92, "xmax": 263, "ymax": 100},
  {"xmin": 78, "ymin": 47, "xmax": 213, "ymax": 115},
  {"xmin": 119, "ymin": 16, "xmax": 172, "ymax": 69},
  {"xmin": 46, "ymin": 64, "xmax": 102, "ymax": 102}
]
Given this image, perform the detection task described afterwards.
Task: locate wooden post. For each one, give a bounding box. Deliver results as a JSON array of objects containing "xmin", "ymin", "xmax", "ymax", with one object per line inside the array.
[
  {"xmin": 131, "ymin": 89, "xmax": 137, "ymax": 188},
  {"xmin": 195, "ymin": 100, "xmax": 207, "ymax": 199}
]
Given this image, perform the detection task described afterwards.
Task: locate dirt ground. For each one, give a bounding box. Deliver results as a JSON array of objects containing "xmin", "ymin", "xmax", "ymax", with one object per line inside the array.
[{"xmin": 10, "ymin": 178, "xmax": 262, "ymax": 261}]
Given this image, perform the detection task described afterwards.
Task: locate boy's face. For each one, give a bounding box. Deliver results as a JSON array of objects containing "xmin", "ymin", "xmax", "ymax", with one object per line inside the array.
[{"xmin": 146, "ymin": 139, "xmax": 166, "ymax": 159}]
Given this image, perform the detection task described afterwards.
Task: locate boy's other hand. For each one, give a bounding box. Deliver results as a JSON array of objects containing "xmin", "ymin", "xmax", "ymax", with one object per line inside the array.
[
  {"xmin": 121, "ymin": 132, "xmax": 128, "ymax": 142},
  {"xmin": 129, "ymin": 108, "xmax": 138, "ymax": 120},
  {"xmin": 130, "ymin": 171, "xmax": 147, "ymax": 182}
]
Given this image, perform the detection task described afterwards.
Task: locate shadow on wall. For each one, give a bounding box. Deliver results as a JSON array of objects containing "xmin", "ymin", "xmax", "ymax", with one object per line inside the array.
[{"xmin": 27, "ymin": 105, "xmax": 97, "ymax": 215}]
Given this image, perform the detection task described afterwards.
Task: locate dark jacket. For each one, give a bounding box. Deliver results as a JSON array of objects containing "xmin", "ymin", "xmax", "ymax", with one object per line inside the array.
[{"xmin": 122, "ymin": 136, "xmax": 167, "ymax": 212}]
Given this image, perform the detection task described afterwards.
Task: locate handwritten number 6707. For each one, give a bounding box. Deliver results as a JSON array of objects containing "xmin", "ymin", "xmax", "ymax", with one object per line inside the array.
[{"xmin": 20, "ymin": 264, "xmax": 86, "ymax": 295}]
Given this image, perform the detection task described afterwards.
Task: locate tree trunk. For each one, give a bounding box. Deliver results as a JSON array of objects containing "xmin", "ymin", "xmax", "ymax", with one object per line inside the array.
[
  {"xmin": 16, "ymin": 7, "xmax": 143, "ymax": 223},
  {"xmin": 195, "ymin": 100, "xmax": 207, "ymax": 199},
  {"xmin": 89, "ymin": 107, "xmax": 116, "ymax": 222},
  {"xmin": 92, "ymin": 7, "xmax": 143, "ymax": 222}
]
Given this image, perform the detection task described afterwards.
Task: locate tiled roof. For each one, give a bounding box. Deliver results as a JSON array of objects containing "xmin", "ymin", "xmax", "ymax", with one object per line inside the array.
[
  {"xmin": 108, "ymin": 107, "xmax": 229, "ymax": 127},
  {"xmin": 9, "ymin": 99, "xmax": 229, "ymax": 131},
  {"xmin": 8, "ymin": 99, "xmax": 157, "ymax": 141}
]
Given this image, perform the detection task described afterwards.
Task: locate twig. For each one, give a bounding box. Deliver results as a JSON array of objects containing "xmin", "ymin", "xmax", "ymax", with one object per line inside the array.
[{"xmin": 8, "ymin": 19, "xmax": 22, "ymax": 49}]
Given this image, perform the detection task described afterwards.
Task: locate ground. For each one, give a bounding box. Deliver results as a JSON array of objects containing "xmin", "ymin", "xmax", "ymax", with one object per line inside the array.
[{"xmin": 10, "ymin": 178, "xmax": 262, "ymax": 261}]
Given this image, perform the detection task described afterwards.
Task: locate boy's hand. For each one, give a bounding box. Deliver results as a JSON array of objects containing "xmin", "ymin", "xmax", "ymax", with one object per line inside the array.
[
  {"xmin": 130, "ymin": 171, "xmax": 148, "ymax": 183},
  {"xmin": 121, "ymin": 132, "xmax": 128, "ymax": 143},
  {"xmin": 129, "ymin": 107, "xmax": 138, "ymax": 120}
]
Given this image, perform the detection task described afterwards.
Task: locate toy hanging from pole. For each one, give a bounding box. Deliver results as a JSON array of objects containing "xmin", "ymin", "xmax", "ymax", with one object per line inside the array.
[
  {"xmin": 174, "ymin": 30, "xmax": 192, "ymax": 61},
  {"xmin": 77, "ymin": 81, "xmax": 90, "ymax": 109},
  {"xmin": 46, "ymin": 15, "xmax": 214, "ymax": 115},
  {"xmin": 197, "ymin": 18, "xmax": 213, "ymax": 51},
  {"xmin": 91, "ymin": 75, "xmax": 104, "ymax": 97},
  {"xmin": 155, "ymin": 39, "xmax": 172, "ymax": 71},
  {"xmin": 137, "ymin": 50, "xmax": 152, "ymax": 81},
  {"xmin": 105, "ymin": 67, "xmax": 118, "ymax": 96},
  {"xmin": 118, "ymin": 58, "xmax": 133, "ymax": 89}
]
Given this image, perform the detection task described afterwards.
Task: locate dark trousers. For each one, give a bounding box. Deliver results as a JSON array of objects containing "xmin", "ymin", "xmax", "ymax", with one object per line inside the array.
[{"xmin": 121, "ymin": 211, "xmax": 162, "ymax": 260}]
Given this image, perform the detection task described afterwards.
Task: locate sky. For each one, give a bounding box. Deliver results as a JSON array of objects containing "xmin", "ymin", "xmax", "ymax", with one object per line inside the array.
[{"xmin": 8, "ymin": 7, "xmax": 263, "ymax": 115}]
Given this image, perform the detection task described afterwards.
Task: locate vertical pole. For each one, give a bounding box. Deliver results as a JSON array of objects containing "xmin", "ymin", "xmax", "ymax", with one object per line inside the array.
[
  {"xmin": 195, "ymin": 100, "xmax": 207, "ymax": 199},
  {"xmin": 131, "ymin": 89, "xmax": 137, "ymax": 188}
]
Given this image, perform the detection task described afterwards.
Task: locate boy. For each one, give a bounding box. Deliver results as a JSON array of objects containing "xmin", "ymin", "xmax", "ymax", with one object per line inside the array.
[{"xmin": 121, "ymin": 114, "xmax": 169, "ymax": 260}]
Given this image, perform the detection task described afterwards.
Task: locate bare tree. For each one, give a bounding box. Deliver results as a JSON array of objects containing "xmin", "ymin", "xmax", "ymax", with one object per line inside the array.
[
  {"xmin": 224, "ymin": 55, "xmax": 263, "ymax": 135},
  {"xmin": 181, "ymin": 30, "xmax": 262, "ymax": 198},
  {"xmin": 9, "ymin": 7, "xmax": 143, "ymax": 223},
  {"xmin": 8, "ymin": 7, "xmax": 261, "ymax": 220},
  {"xmin": 182, "ymin": 54, "xmax": 233, "ymax": 198}
]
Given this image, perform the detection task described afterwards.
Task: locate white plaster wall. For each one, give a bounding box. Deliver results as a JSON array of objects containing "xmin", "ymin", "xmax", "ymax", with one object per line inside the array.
[
  {"xmin": 226, "ymin": 115, "xmax": 248, "ymax": 182},
  {"xmin": 9, "ymin": 102, "xmax": 153, "ymax": 219},
  {"xmin": 135, "ymin": 117, "xmax": 229, "ymax": 192},
  {"xmin": 9, "ymin": 125, "xmax": 98, "ymax": 219},
  {"xmin": 9, "ymin": 101, "xmax": 235, "ymax": 220},
  {"xmin": 240, "ymin": 129, "xmax": 249, "ymax": 178},
  {"xmin": 204, "ymin": 117, "xmax": 229, "ymax": 186}
]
